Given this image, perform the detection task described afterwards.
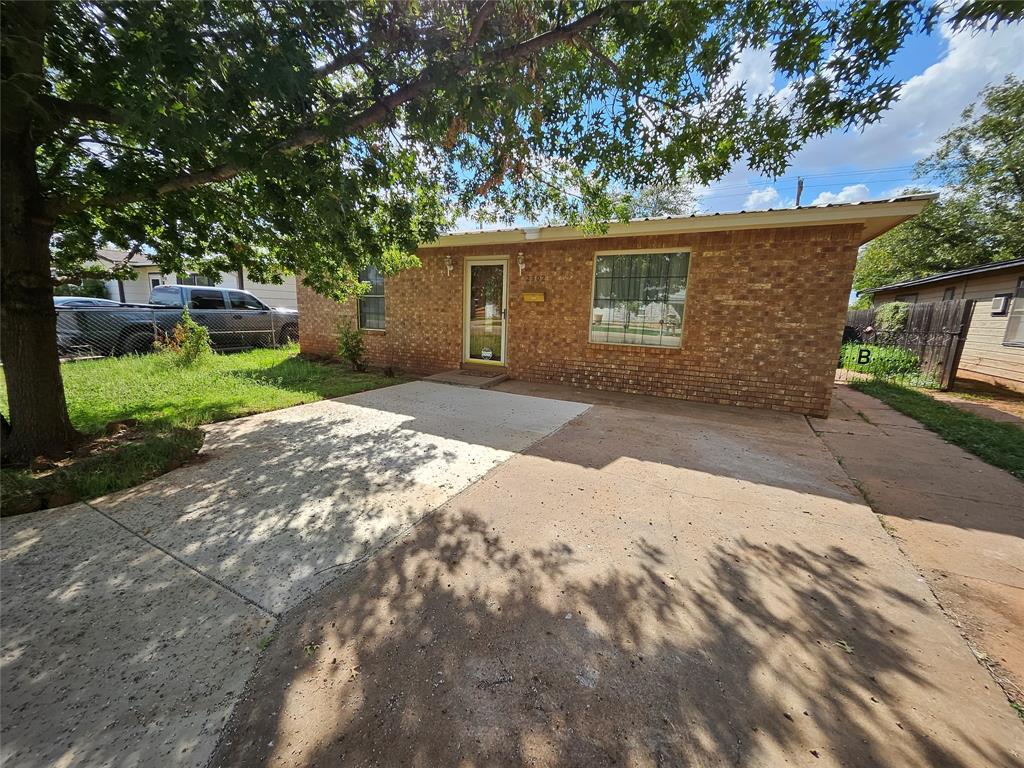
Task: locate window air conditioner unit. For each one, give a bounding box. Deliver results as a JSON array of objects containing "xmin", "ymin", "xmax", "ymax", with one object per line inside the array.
[{"xmin": 991, "ymin": 294, "xmax": 1011, "ymax": 316}]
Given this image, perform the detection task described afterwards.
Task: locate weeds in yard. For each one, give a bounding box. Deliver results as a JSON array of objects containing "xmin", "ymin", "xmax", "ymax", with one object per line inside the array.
[
  {"xmin": 154, "ymin": 306, "xmax": 212, "ymax": 366},
  {"xmin": 850, "ymin": 380, "xmax": 1024, "ymax": 480},
  {"xmin": 839, "ymin": 343, "xmax": 937, "ymax": 387}
]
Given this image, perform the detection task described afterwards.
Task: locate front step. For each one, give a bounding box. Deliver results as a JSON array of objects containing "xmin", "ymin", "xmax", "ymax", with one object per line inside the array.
[
  {"xmin": 424, "ymin": 368, "xmax": 509, "ymax": 389},
  {"xmin": 460, "ymin": 361, "xmax": 508, "ymax": 376}
]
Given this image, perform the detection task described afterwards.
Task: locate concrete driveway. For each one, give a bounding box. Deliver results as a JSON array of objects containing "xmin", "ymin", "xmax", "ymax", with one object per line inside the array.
[
  {"xmin": 4, "ymin": 381, "xmax": 1021, "ymax": 768},
  {"xmin": 216, "ymin": 381, "xmax": 1023, "ymax": 768},
  {"xmin": 0, "ymin": 382, "xmax": 588, "ymax": 768}
]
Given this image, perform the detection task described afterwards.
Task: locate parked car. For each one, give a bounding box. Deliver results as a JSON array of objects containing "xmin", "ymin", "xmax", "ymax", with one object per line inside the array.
[
  {"xmin": 54, "ymin": 296, "xmax": 122, "ymax": 307},
  {"xmin": 55, "ymin": 285, "xmax": 299, "ymax": 356}
]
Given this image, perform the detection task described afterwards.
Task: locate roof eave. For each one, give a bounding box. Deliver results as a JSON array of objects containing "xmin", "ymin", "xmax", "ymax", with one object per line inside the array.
[{"xmin": 422, "ymin": 195, "xmax": 937, "ymax": 250}]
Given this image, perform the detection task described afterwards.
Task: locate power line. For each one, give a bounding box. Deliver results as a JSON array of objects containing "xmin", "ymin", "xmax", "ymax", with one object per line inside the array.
[
  {"xmin": 700, "ymin": 176, "xmax": 920, "ymax": 203},
  {"xmin": 700, "ymin": 164, "xmax": 918, "ymax": 194}
]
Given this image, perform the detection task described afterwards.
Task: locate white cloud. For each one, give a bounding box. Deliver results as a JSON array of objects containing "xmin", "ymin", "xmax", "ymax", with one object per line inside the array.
[
  {"xmin": 744, "ymin": 187, "xmax": 786, "ymax": 210},
  {"xmin": 726, "ymin": 46, "xmax": 776, "ymax": 100},
  {"xmin": 791, "ymin": 22, "xmax": 1024, "ymax": 170},
  {"xmin": 810, "ymin": 183, "xmax": 871, "ymax": 206}
]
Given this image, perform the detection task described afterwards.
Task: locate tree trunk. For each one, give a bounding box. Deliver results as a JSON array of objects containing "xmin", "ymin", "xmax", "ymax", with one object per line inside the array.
[
  {"xmin": 0, "ymin": 223, "xmax": 78, "ymax": 464},
  {"xmin": 1, "ymin": 1, "xmax": 79, "ymax": 464}
]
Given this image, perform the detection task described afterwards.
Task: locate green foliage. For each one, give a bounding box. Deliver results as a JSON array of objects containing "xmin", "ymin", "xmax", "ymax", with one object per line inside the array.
[
  {"xmin": 623, "ymin": 183, "xmax": 696, "ymax": 218},
  {"xmin": 850, "ymin": 380, "xmax": 1024, "ymax": 481},
  {"xmin": 0, "ymin": 347, "xmax": 402, "ymax": 512},
  {"xmin": 155, "ymin": 307, "xmax": 212, "ymax": 366},
  {"xmin": 337, "ymin": 322, "xmax": 367, "ymax": 372},
  {"xmin": 840, "ymin": 343, "xmax": 923, "ymax": 379},
  {"xmin": 1, "ymin": 429, "xmax": 203, "ymax": 517},
  {"xmin": 875, "ymin": 301, "xmax": 911, "ymax": 331},
  {"xmin": 16, "ymin": 1, "xmax": 1015, "ymax": 300},
  {"xmin": 53, "ymin": 278, "xmax": 111, "ymax": 299},
  {"xmin": 854, "ymin": 76, "xmax": 1024, "ymax": 295},
  {"xmin": 849, "ymin": 292, "xmax": 873, "ymax": 310}
]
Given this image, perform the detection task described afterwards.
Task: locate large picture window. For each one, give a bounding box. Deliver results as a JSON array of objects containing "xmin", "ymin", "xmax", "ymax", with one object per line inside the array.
[
  {"xmin": 358, "ymin": 266, "xmax": 385, "ymax": 330},
  {"xmin": 590, "ymin": 251, "xmax": 690, "ymax": 348}
]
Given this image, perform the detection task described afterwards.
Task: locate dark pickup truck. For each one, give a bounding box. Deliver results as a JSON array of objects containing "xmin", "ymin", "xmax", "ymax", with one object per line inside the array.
[{"xmin": 57, "ymin": 285, "xmax": 299, "ymax": 356}]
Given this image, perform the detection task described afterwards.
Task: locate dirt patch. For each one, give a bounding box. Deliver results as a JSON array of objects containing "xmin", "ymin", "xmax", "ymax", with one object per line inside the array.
[{"xmin": 934, "ymin": 378, "xmax": 1024, "ymax": 423}]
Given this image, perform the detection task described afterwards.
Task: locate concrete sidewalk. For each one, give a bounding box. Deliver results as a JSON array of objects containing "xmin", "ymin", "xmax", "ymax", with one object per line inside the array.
[
  {"xmin": 811, "ymin": 384, "xmax": 1024, "ymax": 707},
  {"xmin": 216, "ymin": 383, "xmax": 1023, "ymax": 768},
  {"xmin": 1, "ymin": 383, "xmax": 587, "ymax": 768}
]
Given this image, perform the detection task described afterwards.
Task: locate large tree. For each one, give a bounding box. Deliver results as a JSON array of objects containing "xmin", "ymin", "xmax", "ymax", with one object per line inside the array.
[
  {"xmin": 1, "ymin": 1, "xmax": 1018, "ymax": 461},
  {"xmin": 853, "ymin": 75, "xmax": 1024, "ymax": 303}
]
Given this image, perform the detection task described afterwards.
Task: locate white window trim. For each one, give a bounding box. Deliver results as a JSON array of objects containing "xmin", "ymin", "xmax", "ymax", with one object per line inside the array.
[
  {"xmin": 357, "ymin": 268, "xmax": 386, "ymax": 332},
  {"xmin": 1002, "ymin": 276, "xmax": 1024, "ymax": 348},
  {"xmin": 588, "ymin": 249, "xmax": 692, "ymax": 349}
]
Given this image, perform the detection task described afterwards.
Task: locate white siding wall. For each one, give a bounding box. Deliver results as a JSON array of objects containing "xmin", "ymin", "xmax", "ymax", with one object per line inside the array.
[
  {"xmin": 241, "ymin": 271, "xmax": 298, "ymax": 309},
  {"xmin": 116, "ymin": 268, "xmax": 297, "ymax": 309},
  {"xmin": 874, "ymin": 267, "xmax": 1024, "ymax": 391}
]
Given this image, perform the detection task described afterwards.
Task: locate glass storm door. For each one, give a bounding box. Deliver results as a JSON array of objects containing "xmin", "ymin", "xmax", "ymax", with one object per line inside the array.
[{"xmin": 464, "ymin": 260, "xmax": 507, "ymax": 364}]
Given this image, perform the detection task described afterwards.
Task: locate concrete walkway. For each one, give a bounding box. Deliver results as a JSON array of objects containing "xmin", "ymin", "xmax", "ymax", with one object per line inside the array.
[
  {"xmin": 811, "ymin": 384, "xmax": 1024, "ymax": 708},
  {"xmin": 216, "ymin": 382, "xmax": 1023, "ymax": 768},
  {"xmin": 0, "ymin": 383, "xmax": 588, "ymax": 768}
]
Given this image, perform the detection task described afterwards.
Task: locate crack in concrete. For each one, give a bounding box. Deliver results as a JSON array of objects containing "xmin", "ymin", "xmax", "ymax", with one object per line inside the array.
[{"xmin": 83, "ymin": 500, "xmax": 279, "ymax": 620}]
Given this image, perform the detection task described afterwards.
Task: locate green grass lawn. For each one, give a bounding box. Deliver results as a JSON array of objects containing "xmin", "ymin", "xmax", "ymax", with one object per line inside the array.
[
  {"xmin": 1, "ymin": 346, "xmax": 401, "ymax": 514},
  {"xmin": 850, "ymin": 379, "xmax": 1024, "ymax": 481}
]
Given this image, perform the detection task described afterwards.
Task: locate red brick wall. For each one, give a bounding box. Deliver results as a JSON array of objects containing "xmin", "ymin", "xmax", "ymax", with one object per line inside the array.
[{"xmin": 297, "ymin": 224, "xmax": 861, "ymax": 417}]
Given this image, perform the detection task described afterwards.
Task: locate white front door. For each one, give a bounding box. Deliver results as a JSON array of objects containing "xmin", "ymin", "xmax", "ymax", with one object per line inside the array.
[{"xmin": 463, "ymin": 258, "xmax": 508, "ymax": 365}]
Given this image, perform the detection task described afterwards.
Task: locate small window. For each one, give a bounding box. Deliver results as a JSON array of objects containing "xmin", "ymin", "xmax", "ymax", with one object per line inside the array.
[
  {"xmin": 590, "ymin": 251, "xmax": 689, "ymax": 348},
  {"xmin": 894, "ymin": 293, "xmax": 918, "ymax": 304},
  {"xmin": 189, "ymin": 288, "xmax": 226, "ymax": 310},
  {"xmin": 942, "ymin": 286, "xmax": 957, "ymax": 301},
  {"xmin": 177, "ymin": 272, "xmax": 215, "ymax": 287},
  {"xmin": 1003, "ymin": 278, "xmax": 1024, "ymax": 347},
  {"xmin": 150, "ymin": 286, "xmax": 183, "ymax": 307},
  {"xmin": 228, "ymin": 291, "xmax": 265, "ymax": 310},
  {"xmin": 358, "ymin": 267, "xmax": 385, "ymax": 330},
  {"xmin": 149, "ymin": 272, "xmax": 163, "ymax": 289}
]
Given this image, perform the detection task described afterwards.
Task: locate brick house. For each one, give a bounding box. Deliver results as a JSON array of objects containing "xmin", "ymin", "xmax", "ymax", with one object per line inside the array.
[{"xmin": 299, "ymin": 195, "xmax": 934, "ymax": 417}]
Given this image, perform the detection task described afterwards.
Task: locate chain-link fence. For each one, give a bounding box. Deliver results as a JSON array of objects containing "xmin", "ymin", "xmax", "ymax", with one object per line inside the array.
[
  {"xmin": 56, "ymin": 305, "xmax": 299, "ymax": 360},
  {"xmin": 835, "ymin": 299, "xmax": 974, "ymax": 390}
]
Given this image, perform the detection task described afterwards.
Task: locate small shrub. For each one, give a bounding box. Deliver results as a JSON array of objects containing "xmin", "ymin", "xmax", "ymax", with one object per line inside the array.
[
  {"xmin": 875, "ymin": 301, "xmax": 911, "ymax": 332},
  {"xmin": 156, "ymin": 307, "xmax": 212, "ymax": 366},
  {"xmin": 840, "ymin": 343, "xmax": 922, "ymax": 378},
  {"xmin": 337, "ymin": 321, "xmax": 366, "ymax": 371}
]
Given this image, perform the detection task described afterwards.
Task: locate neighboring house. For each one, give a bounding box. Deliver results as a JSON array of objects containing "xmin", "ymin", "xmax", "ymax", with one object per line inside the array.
[
  {"xmin": 94, "ymin": 249, "xmax": 299, "ymax": 309},
  {"xmin": 299, "ymin": 194, "xmax": 935, "ymax": 418},
  {"xmin": 863, "ymin": 257, "xmax": 1024, "ymax": 392}
]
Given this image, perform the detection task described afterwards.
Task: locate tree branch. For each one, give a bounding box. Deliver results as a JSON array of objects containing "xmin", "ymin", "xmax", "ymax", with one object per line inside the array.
[
  {"xmin": 313, "ymin": 43, "xmax": 370, "ymax": 81},
  {"xmin": 39, "ymin": 94, "xmax": 124, "ymax": 126},
  {"xmin": 466, "ymin": 1, "xmax": 497, "ymax": 48},
  {"xmin": 51, "ymin": 242, "xmax": 142, "ymax": 285},
  {"xmin": 45, "ymin": 3, "xmax": 628, "ymax": 218}
]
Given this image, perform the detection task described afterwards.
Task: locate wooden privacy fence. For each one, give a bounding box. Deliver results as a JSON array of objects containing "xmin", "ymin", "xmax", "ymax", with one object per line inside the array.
[{"xmin": 838, "ymin": 299, "xmax": 975, "ymax": 390}]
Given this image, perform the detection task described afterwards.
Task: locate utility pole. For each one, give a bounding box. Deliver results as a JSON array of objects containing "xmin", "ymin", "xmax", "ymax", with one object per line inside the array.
[{"xmin": 795, "ymin": 177, "xmax": 804, "ymax": 207}]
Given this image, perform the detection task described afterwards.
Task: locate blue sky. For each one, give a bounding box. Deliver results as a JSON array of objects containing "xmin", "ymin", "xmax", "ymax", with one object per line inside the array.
[{"xmin": 697, "ymin": 20, "xmax": 1024, "ymax": 213}]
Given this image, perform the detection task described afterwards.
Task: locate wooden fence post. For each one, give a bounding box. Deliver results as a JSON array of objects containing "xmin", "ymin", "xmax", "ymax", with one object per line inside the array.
[{"xmin": 940, "ymin": 300, "xmax": 975, "ymax": 391}]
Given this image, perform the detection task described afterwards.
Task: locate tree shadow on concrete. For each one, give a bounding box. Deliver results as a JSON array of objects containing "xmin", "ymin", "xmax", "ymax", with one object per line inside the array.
[{"xmin": 213, "ymin": 509, "xmax": 1018, "ymax": 768}]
